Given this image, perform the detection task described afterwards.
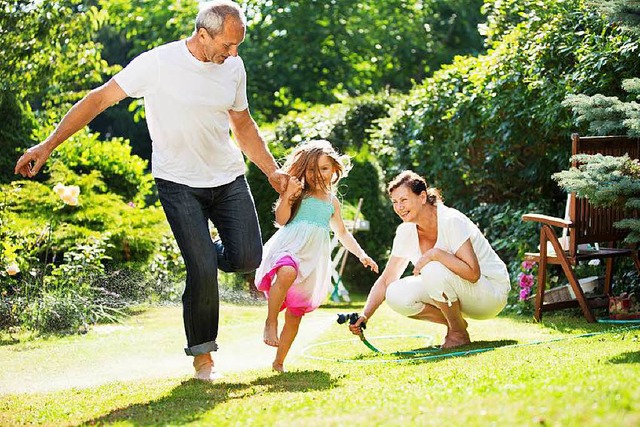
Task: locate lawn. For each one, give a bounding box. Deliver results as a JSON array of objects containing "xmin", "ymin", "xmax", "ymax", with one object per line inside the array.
[{"xmin": 1, "ymin": 299, "xmax": 639, "ymax": 426}]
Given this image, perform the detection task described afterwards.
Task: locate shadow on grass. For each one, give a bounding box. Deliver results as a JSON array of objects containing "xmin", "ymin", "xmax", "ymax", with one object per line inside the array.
[
  {"xmin": 345, "ymin": 339, "xmax": 519, "ymax": 363},
  {"xmin": 499, "ymin": 311, "xmax": 626, "ymax": 334},
  {"xmin": 393, "ymin": 339, "xmax": 519, "ymax": 361},
  {"xmin": 608, "ymin": 351, "xmax": 640, "ymax": 364},
  {"xmin": 84, "ymin": 370, "xmax": 336, "ymax": 425}
]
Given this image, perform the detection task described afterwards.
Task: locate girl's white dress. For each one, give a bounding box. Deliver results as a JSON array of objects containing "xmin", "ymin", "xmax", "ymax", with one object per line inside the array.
[{"xmin": 254, "ymin": 196, "xmax": 334, "ymax": 316}]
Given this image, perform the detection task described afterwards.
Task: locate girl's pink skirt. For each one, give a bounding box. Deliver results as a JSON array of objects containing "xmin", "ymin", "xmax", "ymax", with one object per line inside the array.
[{"xmin": 256, "ymin": 255, "xmax": 314, "ymax": 317}]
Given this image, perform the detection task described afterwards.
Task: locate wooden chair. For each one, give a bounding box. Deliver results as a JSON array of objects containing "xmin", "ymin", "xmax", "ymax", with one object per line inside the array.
[{"xmin": 522, "ymin": 133, "xmax": 640, "ymax": 322}]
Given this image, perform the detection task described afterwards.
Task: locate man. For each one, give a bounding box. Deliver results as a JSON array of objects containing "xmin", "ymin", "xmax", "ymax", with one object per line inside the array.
[{"xmin": 15, "ymin": 0, "xmax": 287, "ymax": 381}]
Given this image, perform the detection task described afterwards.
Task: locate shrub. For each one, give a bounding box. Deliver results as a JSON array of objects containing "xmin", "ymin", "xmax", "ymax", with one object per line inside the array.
[
  {"xmin": 0, "ymin": 92, "xmax": 36, "ymax": 185},
  {"xmin": 38, "ymin": 127, "xmax": 155, "ymax": 206},
  {"xmin": 20, "ymin": 290, "xmax": 92, "ymax": 334},
  {"xmin": 1, "ymin": 164, "xmax": 171, "ymax": 332},
  {"xmin": 338, "ymin": 152, "xmax": 396, "ymax": 292},
  {"xmin": 372, "ymin": 0, "xmax": 640, "ymax": 213},
  {"xmin": 5, "ymin": 164, "xmax": 169, "ymax": 265}
]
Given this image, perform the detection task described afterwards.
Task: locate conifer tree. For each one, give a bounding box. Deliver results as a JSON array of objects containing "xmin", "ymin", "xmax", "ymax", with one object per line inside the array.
[{"xmin": 555, "ymin": 76, "xmax": 640, "ymax": 243}]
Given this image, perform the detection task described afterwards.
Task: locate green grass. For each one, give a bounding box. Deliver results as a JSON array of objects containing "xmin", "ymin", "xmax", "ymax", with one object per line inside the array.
[{"xmin": 1, "ymin": 300, "xmax": 639, "ymax": 426}]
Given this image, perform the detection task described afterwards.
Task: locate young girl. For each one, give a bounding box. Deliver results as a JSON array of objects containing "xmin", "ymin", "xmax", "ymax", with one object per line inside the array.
[{"xmin": 255, "ymin": 139, "xmax": 378, "ymax": 372}]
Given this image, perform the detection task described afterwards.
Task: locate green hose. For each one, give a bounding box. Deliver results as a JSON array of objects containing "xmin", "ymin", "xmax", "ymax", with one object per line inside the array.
[{"xmin": 303, "ymin": 320, "xmax": 640, "ymax": 364}]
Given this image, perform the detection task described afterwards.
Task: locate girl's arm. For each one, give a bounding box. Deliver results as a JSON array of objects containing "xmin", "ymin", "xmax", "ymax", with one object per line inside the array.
[
  {"xmin": 349, "ymin": 256, "xmax": 408, "ymax": 335},
  {"xmin": 412, "ymin": 239, "xmax": 481, "ymax": 282},
  {"xmin": 274, "ymin": 177, "xmax": 303, "ymax": 226},
  {"xmin": 329, "ymin": 196, "xmax": 378, "ymax": 272}
]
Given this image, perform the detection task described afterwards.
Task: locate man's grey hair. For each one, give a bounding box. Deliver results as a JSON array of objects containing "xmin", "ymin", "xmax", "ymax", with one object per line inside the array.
[{"xmin": 196, "ymin": 1, "xmax": 246, "ymax": 37}]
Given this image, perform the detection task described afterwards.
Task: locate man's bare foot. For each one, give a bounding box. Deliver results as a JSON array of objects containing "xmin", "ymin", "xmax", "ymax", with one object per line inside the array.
[
  {"xmin": 272, "ymin": 361, "xmax": 286, "ymax": 372},
  {"xmin": 441, "ymin": 330, "xmax": 471, "ymax": 349},
  {"xmin": 193, "ymin": 353, "xmax": 223, "ymax": 381},
  {"xmin": 264, "ymin": 320, "xmax": 279, "ymax": 347}
]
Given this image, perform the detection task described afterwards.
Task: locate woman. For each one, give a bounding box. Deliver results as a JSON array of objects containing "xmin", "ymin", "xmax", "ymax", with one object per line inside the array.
[{"xmin": 349, "ymin": 170, "xmax": 510, "ymax": 348}]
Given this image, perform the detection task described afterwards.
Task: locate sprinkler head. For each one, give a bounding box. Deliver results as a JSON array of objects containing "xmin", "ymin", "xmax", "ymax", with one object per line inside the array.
[{"xmin": 336, "ymin": 312, "xmax": 366, "ymax": 329}]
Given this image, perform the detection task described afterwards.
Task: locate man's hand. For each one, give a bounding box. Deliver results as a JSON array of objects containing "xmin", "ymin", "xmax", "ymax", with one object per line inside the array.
[
  {"xmin": 268, "ymin": 169, "xmax": 290, "ymax": 194},
  {"xmin": 15, "ymin": 143, "xmax": 53, "ymax": 178}
]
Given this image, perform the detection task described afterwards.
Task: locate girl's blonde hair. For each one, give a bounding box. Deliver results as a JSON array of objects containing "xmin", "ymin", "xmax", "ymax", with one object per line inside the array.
[{"xmin": 282, "ymin": 139, "xmax": 351, "ymax": 221}]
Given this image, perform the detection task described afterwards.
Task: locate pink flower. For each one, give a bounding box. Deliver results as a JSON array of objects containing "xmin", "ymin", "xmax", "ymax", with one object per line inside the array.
[
  {"xmin": 519, "ymin": 288, "xmax": 530, "ymax": 301},
  {"xmin": 519, "ymin": 273, "xmax": 534, "ymax": 289},
  {"xmin": 521, "ymin": 261, "xmax": 536, "ymax": 271}
]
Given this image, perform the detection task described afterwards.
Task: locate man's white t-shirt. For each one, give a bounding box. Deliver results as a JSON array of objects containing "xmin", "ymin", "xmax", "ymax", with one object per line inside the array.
[
  {"xmin": 113, "ymin": 40, "xmax": 248, "ymax": 187},
  {"xmin": 391, "ymin": 203, "xmax": 511, "ymax": 294}
]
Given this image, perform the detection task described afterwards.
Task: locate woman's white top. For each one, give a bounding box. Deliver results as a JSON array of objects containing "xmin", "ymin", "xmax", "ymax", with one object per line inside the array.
[{"xmin": 391, "ymin": 203, "xmax": 510, "ymax": 294}]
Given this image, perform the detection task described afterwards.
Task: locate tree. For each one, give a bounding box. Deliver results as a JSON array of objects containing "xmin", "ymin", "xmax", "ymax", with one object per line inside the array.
[
  {"xmin": 242, "ymin": 0, "xmax": 485, "ymax": 121},
  {"xmin": 0, "ymin": 0, "xmax": 116, "ymax": 183},
  {"xmin": 554, "ymin": 0, "xmax": 640, "ymax": 242}
]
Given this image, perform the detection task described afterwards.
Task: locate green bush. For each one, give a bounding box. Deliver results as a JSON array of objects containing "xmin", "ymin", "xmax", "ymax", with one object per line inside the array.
[
  {"xmin": 21, "ymin": 290, "xmax": 92, "ymax": 334},
  {"xmin": 372, "ymin": 0, "xmax": 640, "ymax": 213},
  {"xmin": 0, "ymin": 92, "xmax": 36, "ymax": 185},
  {"xmin": 14, "ymin": 235, "xmax": 124, "ymax": 334},
  {"xmin": 1, "ymin": 174, "xmax": 171, "ymax": 333},
  {"xmin": 38, "ymin": 127, "xmax": 155, "ymax": 206},
  {"xmin": 337, "ymin": 152, "xmax": 396, "ymax": 292}
]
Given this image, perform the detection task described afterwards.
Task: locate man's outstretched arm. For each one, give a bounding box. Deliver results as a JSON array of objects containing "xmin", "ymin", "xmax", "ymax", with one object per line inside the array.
[{"xmin": 15, "ymin": 79, "xmax": 127, "ymax": 178}]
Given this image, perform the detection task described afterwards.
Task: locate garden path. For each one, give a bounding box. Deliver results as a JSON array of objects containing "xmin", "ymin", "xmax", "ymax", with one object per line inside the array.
[{"xmin": 0, "ymin": 305, "xmax": 335, "ymax": 394}]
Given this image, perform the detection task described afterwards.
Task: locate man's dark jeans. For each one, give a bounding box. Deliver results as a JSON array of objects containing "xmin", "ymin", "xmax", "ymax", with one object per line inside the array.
[{"xmin": 156, "ymin": 175, "xmax": 262, "ymax": 356}]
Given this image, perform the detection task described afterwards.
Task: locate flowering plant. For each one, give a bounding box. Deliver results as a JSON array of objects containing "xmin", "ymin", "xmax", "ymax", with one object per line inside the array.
[
  {"xmin": 518, "ymin": 260, "xmax": 536, "ymax": 301},
  {"xmin": 53, "ymin": 183, "xmax": 80, "ymax": 206},
  {"xmin": 5, "ymin": 262, "xmax": 20, "ymax": 276}
]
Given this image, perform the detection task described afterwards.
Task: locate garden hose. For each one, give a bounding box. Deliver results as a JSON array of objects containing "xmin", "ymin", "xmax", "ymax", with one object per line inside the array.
[
  {"xmin": 336, "ymin": 312, "xmax": 439, "ymax": 356},
  {"xmin": 357, "ymin": 332, "xmax": 382, "ymax": 353},
  {"xmin": 311, "ymin": 313, "xmax": 640, "ymax": 364}
]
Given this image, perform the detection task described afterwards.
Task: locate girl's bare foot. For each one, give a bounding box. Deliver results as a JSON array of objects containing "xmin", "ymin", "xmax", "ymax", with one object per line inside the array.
[
  {"xmin": 272, "ymin": 361, "xmax": 286, "ymax": 372},
  {"xmin": 441, "ymin": 330, "xmax": 470, "ymax": 349},
  {"xmin": 264, "ymin": 320, "xmax": 279, "ymax": 347}
]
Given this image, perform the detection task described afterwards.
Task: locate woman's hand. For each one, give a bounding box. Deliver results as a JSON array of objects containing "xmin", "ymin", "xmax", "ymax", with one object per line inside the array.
[
  {"xmin": 348, "ymin": 315, "xmax": 367, "ymax": 335},
  {"xmin": 412, "ymin": 248, "xmax": 441, "ymax": 275},
  {"xmin": 359, "ymin": 254, "xmax": 379, "ymax": 273}
]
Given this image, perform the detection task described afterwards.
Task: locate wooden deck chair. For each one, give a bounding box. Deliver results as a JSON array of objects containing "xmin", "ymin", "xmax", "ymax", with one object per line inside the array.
[{"xmin": 522, "ymin": 134, "xmax": 640, "ymax": 322}]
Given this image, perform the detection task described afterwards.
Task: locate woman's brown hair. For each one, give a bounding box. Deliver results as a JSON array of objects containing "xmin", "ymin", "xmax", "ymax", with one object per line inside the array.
[{"xmin": 387, "ymin": 170, "xmax": 442, "ymax": 205}]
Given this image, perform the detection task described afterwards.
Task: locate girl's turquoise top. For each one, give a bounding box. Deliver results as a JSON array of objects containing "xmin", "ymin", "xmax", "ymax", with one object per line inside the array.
[{"xmin": 288, "ymin": 196, "xmax": 334, "ymax": 231}]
